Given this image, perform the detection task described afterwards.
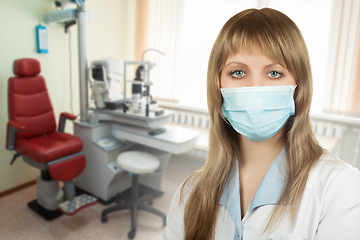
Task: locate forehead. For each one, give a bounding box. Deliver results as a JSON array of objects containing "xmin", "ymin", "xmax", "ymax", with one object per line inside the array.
[
  {"xmin": 225, "ymin": 44, "xmax": 286, "ymax": 67},
  {"xmin": 225, "ymin": 51, "xmax": 268, "ymax": 65}
]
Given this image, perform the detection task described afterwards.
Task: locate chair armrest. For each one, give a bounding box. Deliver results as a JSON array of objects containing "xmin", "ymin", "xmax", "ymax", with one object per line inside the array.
[
  {"xmin": 6, "ymin": 121, "xmax": 25, "ymax": 150},
  {"xmin": 58, "ymin": 112, "xmax": 77, "ymax": 132}
]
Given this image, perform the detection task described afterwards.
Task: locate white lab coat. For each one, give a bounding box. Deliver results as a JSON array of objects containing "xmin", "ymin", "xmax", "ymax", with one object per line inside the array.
[{"xmin": 162, "ymin": 153, "xmax": 360, "ymax": 240}]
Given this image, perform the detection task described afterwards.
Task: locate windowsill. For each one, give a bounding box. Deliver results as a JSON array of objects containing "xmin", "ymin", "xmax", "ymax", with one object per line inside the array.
[{"xmin": 158, "ymin": 101, "xmax": 208, "ymax": 114}]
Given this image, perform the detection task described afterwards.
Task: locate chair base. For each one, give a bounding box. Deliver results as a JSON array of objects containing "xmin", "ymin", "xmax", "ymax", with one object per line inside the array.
[
  {"xmin": 29, "ymin": 181, "xmax": 98, "ymax": 221},
  {"xmin": 28, "ymin": 199, "xmax": 63, "ymax": 221},
  {"xmin": 36, "ymin": 176, "xmax": 64, "ymax": 211}
]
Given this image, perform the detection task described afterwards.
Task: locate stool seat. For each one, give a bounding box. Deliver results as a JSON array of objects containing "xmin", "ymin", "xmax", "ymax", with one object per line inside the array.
[{"xmin": 117, "ymin": 151, "xmax": 160, "ymax": 174}]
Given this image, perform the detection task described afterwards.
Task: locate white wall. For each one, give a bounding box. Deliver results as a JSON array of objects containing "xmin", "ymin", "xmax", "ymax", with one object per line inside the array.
[{"xmin": 0, "ymin": 0, "xmax": 136, "ymax": 193}]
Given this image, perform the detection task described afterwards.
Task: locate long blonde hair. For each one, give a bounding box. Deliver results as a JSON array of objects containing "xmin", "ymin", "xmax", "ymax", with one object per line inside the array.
[{"xmin": 180, "ymin": 8, "xmax": 323, "ymax": 239}]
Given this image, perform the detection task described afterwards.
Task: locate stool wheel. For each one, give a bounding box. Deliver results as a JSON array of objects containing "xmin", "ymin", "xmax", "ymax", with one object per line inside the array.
[
  {"xmin": 101, "ymin": 214, "xmax": 108, "ymax": 223},
  {"xmin": 148, "ymin": 199, "xmax": 153, "ymax": 205},
  {"xmin": 128, "ymin": 230, "xmax": 136, "ymax": 239}
]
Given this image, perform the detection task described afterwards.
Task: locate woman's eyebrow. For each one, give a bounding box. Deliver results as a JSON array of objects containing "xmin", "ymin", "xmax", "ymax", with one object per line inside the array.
[
  {"xmin": 265, "ymin": 62, "xmax": 286, "ymax": 68},
  {"xmin": 224, "ymin": 62, "xmax": 248, "ymax": 68}
]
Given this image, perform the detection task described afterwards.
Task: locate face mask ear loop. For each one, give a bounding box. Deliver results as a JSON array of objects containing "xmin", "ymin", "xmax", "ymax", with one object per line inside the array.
[
  {"xmin": 293, "ymin": 85, "xmax": 298, "ymax": 100},
  {"xmin": 219, "ymin": 109, "xmax": 231, "ymax": 126},
  {"xmin": 218, "ymin": 79, "xmax": 231, "ymax": 126}
]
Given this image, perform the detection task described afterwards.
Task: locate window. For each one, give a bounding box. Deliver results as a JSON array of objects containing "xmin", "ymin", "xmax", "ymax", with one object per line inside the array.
[{"xmin": 143, "ymin": 0, "xmax": 335, "ymax": 111}]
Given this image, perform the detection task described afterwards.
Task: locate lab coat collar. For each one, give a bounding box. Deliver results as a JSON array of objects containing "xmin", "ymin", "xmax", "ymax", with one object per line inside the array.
[
  {"xmin": 248, "ymin": 148, "xmax": 286, "ymax": 212},
  {"xmin": 219, "ymin": 159, "xmax": 242, "ymax": 235},
  {"xmin": 219, "ymin": 148, "xmax": 286, "ymax": 236}
]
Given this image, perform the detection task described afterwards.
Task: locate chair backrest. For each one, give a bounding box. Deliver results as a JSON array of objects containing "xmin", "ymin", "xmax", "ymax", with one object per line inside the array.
[{"xmin": 8, "ymin": 58, "xmax": 56, "ymax": 139}]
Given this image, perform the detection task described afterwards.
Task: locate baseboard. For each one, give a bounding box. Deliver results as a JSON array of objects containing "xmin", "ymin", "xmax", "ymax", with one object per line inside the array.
[{"xmin": 0, "ymin": 179, "xmax": 36, "ymax": 198}]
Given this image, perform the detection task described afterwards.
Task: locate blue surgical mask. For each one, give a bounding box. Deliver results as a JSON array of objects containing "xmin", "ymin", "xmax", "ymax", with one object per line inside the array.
[{"xmin": 221, "ymin": 85, "xmax": 296, "ymax": 142}]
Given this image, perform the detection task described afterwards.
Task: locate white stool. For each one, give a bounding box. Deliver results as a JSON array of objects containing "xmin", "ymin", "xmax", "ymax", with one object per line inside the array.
[{"xmin": 101, "ymin": 151, "xmax": 167, "ymax": 239}]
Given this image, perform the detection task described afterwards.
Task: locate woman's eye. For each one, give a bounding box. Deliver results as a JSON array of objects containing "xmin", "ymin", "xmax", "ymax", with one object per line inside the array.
[
  {"xmin": 267, "ymin": 71, "xmax": 283, "ymax": 79},
  {"xmin": 230, "ymin": 70, "xmax": 245, "ymax": 78}
]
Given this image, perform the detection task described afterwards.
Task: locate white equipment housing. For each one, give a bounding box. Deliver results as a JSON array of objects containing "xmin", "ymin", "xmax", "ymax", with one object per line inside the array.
[{"xmin": 90, "ymin": 58, "xmax": 124, "ymax": 109}]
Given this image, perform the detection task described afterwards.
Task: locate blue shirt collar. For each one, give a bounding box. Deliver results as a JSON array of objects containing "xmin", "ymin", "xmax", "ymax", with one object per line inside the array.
[{"xmin": 219, "ymin": 148, "xmax": 286, "ymax": 236}]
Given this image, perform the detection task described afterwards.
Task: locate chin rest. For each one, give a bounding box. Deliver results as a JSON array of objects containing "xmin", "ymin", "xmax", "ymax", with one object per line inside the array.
[{"xmin": 6, "ymin": 58, "xmax": 97, "ymax": 220}]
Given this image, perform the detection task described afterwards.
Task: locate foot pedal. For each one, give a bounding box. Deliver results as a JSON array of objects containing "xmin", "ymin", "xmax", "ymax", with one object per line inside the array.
[{"xmin": 59, "ymin": 194, "xmax": 97, "ymax": 216}]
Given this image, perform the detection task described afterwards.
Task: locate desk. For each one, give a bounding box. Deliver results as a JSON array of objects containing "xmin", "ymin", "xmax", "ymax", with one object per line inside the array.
[
  {"xmin": 73, "ymin": 120, "xmax": 199, "ymax": 203},
  {"xmin": 113, "ymin": 124, "xmax": 199, "ymax": 154}
]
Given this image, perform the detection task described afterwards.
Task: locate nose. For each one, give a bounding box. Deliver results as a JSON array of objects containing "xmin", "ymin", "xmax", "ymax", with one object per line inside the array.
[{"xmin": 244, "ymin": 75, "xmax": 267, "ymax": 87}]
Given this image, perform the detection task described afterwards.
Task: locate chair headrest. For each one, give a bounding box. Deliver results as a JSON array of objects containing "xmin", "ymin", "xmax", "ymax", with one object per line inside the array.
[{"xmin": 13, "ymin": 58, "xmax": 41, "ymax": 77}]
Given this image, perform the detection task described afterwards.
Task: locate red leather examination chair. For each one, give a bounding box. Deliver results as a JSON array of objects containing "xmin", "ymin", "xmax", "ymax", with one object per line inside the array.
[{"xmin": 5, "ymin": 58, "xmax": 97, "ymax": 221}]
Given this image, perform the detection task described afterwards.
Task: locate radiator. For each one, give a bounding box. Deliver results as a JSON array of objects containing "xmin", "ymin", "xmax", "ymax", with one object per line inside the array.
[
  {"xmin": 311, "ymin": 120, "xmax": 345, "ymax": 139},
  {"xmin": 172, "ymin": 110, "xmax": 210, "ymax": 129}
]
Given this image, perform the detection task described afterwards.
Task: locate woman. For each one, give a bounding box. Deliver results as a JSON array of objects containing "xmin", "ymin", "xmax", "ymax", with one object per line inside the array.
[{"xmin": 163, "ymin": 8, "xmax": 360, "ymax": 240}]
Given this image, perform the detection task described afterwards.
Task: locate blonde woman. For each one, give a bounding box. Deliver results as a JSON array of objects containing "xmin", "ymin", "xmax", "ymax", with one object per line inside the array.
[{"xmin": 163, "ymin": 8, "xmax": 360, "ymax": 240}]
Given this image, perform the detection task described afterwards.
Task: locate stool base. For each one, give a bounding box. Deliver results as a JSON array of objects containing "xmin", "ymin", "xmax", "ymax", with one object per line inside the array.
[{"xmin": 101, "ymin": 174, "xmax": 166, "ymax": 239}]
